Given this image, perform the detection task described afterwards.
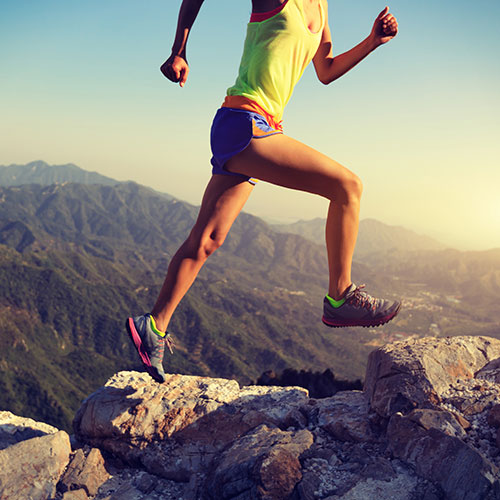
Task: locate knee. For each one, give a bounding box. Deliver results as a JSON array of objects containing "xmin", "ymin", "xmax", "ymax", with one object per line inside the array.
[
  {"xmin": 349, "ymin": 173, "xmax": 363, "ymax": 200},
  {"xmin": 202, "ymin": 231, "xmax": 226, "ymax": 258},
  {"xmin": 188, "ymin": 230, "xmax": 226, "ymax": 260},
  {"xmin": 329, "ymin": 172, "xmax": 363, "ymax": 205}
]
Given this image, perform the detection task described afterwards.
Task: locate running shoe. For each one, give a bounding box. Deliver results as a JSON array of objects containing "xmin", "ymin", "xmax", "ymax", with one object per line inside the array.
[
  {"xmin": 322, "ymin": 284, "xmax": 401, "ymax": 328},
  {"xmin": 126, "ymin": 313, "xmax": 174, "ymax": 383}
]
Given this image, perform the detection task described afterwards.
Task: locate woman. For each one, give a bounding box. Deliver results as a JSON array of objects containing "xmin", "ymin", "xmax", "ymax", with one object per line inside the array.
[{"xmin": 127, "ymin": 0, "xmax": 401, "ymax": 383}]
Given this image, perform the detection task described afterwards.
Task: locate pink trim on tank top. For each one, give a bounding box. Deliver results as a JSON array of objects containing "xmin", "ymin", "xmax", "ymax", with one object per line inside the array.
[{"xmin": 250, "ymin": 0, "xmax": 289, "ymax": 22}]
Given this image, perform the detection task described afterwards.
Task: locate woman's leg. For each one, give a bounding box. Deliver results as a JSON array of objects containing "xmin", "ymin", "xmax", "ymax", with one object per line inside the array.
[
  {"xmin": 225, "ymin": 133, "xmax": 362, "ymax": 300},
  {"xmin": 151, "ymin": 174, "xmax": 254, "ymax": 332}
]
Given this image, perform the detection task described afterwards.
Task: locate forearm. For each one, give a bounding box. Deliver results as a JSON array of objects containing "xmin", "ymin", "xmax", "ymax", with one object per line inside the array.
[
  {"xmin": 320, "ymin": 36, "xmax": 378, "ymax": 85},
  {"xmin": 170, "ymin": 0, "xmax": 205, "ymax": 58}
]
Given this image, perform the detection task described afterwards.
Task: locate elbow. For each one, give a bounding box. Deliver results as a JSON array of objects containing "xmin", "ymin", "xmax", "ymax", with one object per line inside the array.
[
  {"xmin": 318, "ymin": 74, "xmax": 334, "ymax": 85},
  {"xmin": 316, "ymin": 60, "xmax": 337, "ymax": 85},
  {"xmin": 319, "ymin": 75, "xmax": 331, "ymax": 85}
]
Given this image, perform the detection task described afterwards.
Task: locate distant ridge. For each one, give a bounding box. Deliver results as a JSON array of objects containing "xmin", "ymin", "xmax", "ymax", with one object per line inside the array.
[
  {"xmin": 0, "ymin": 171, "xmax": 499, "ymax": 431},
  {"xmin": 0, "ymin": 162, "xmax": 447, "ymax": 256},
  {"xmin": 0, "ymin": 160, "xmax": 119, "ymax": 187},
  {"xmin": 271, "ymin": 217, "xmax": 446, "ymax": 255}
]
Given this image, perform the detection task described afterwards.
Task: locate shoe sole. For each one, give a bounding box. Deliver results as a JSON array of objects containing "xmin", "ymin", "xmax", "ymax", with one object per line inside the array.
[
  {"xmin": 125, "ymin": 317, "xmax": 164, "ymax": 382},
  {"xmin": 322, "ymin": 302, "xmax": 401, "ymax": 328}
]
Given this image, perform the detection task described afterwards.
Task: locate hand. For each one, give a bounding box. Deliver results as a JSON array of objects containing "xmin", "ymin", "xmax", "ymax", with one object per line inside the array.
[
  {"xmin": 160, "ymin": 54, "xmax": 189, "ymax": 87},
  {"xmin": 370, "ymin": 6, "xmax": 398, "ymax": 47}
]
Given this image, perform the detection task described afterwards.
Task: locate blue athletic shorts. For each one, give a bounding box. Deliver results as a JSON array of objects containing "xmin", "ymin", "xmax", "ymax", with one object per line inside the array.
[{"xmin": 210, "ymin": 107, "xmax": 283, "ymax": 185}]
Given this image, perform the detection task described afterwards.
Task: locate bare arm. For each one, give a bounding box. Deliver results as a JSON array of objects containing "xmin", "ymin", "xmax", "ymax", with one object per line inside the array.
[
  {"xmin": 313, "ymin": 4, "xmax": 398, "ymax": 85},
  {"xmin": 160, "ymin": 0, "xmax": 205, "ymax": 87}
]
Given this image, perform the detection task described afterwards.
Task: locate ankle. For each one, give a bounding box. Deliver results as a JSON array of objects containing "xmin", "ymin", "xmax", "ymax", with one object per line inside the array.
[
  {"xmin": 150, "ymin": 313, "xmax": 168, "ymax": 334},
  {"xmin": 328, "ymin": 283, "xmax": 352, "ymax": 301}
]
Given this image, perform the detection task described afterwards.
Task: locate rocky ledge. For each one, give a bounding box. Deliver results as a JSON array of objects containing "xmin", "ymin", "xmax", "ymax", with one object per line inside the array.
[{"xmin": 2, "ymin": 336, "xmax": 500, "ymax": 500}]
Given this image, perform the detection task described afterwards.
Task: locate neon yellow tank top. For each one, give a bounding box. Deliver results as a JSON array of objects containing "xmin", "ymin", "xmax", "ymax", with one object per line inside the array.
[{"xmin": 226, "ymin": 0, "xmax": 325, "ymax": 123}]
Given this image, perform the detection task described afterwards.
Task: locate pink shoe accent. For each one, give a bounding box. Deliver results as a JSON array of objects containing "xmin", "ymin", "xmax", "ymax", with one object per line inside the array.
[{"xmin": 127, "ymin": 317, "xmax": 153, "ymax": 369}]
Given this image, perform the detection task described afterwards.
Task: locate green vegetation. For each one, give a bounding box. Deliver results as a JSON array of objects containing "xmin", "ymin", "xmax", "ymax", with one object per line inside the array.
[{"xmin": 0, "ymin": 179, "xmax": 498, "ymax": 432}]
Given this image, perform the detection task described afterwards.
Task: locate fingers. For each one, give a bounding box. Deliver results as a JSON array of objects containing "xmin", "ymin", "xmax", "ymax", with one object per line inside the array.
[
  {"xmin": 382, "ymin": 13, "xmax": 398, "ymax": 36},
  {"xmin": 160, "ymin": 61, "xmax": 176, "ymax": 81},
  {"xmin": 160, "ymin": 56, "xmax": 189, "ymax": 87},
  {"xmin": 377, "ymin": 6, "xmax": 389, "ymax": 20},
  {"xmin": 167, "ymin": 65, "xmax": 182, "ymax": 83},
  {"xmin": 178, "ymin": 67, "xmax": 189, "ymax": 88}
]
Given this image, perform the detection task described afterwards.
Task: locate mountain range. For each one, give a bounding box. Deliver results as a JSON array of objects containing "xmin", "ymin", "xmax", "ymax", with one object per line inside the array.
[
  {"xmin": 0, "ymin": 160, "xmax": 118, "ymax": 187},
  {"xmin": 272, "ymin": 217, "xmax": 446, "ymax": 257},
  {"xmin": 0, "ymin": 161, "xmax": 499, "ymax": 431}
]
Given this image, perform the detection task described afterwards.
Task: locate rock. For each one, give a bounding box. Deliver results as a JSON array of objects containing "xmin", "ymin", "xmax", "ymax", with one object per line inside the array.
[
  {"xmin": 108, "ymin": 482, "xmax": 144, "ymax": 500},
  {"xmin": 296, "ymin": 469, "xmax": 323, "ymax": 500},
  {"xmin": 360, "ymin": 456, "xmax": 396, "ymax": 481},
  {"xmin": 0, "ymin": 410, "xmax": 60, "ymax": 450},
  {"xmin": 93, "ymin": 465, "xmax": 186, "ymax": 500},
  {"xmin": 26, "ymin": 337, "xmax": 496, "ymax": 500},
  {"xmin": 334, "ymin": 474, "xmax": 419, "ymax": 500},
  {"xmin": 73, "ymin": 371, "xmax": 308, "ymax": 480},
  {"xmin": 297, "ymin": 457, "xmax": 342, "ymax": 499},
  {"xmin": 283, "ymin": 408, "xmax": 308, "ymax": 429},
  {"xmin": 387, "ymin": 412, "xmax": 500, "ymax": 500},
  {"xmin": 135, "ymin": 471, "xmax": 158, "ymax": 494},
  {"xmin": 313, "ymin": 391, "xmax": 375, "ymax": 443},
  {"xmin": 451, "ymin": 411, "xmax": 471, "ymax": 430},
  {"xmin": 0, "ymin": 430, "xmax": 71, "ymax": 500},
  {"xmin": 59, "ymin": 446, "xmax": 110, "ymax": 496},
  {"xmin": 488, "ymin": 404, "xmax": 500, "ymax": 428},
  {"xmin": 407, "ymin": 408, "xmax": 467, "ymax": 438},
  {"xmin": 206, "ymin": 424, "xmax": 313, "ymax": 500},
  {"xmin": 300, "ymin": 445, "xmax": 337, "ymax": 463},
  {"xmin": 364, "ymin": 336, "xmax": 500, "ymax": 418},
  {"xmin": 62, "ymin": 489, "xmax": 89, "ymax": 500},
  {"xmin": 448, "ymin": 394, "xmax": 497, "ymax": 416},
  {"xmin": 476, "ymin": 357, "xmax": 500, "ymax": 383},
  {"xmin": 328, "ymin": 453, "xmax": 341, "ymax": 467}
]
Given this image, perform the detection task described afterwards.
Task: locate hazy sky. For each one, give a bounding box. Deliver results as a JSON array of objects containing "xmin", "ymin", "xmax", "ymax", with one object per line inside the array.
[{"xmin": 1, "ymin": 0, "xmax": 499, "ymax": 250}]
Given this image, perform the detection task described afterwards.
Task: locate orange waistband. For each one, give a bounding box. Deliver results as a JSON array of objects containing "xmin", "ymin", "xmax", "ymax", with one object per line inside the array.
[{"xmin": 222, "ymin": 96, "xmax": 283, "ymax": 132}]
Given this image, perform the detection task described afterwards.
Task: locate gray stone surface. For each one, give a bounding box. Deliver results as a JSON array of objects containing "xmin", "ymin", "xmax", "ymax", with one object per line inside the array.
[
  {"xmin": 335, "ymin": 474, "xmax": 419, "ymax": 500},
  {"xmin": 364, "ymin": 336, "xmax": 500, "ymax": 418},
  {"xmin": 207, "ymin": 424, "xmax": 313, "ymax": 499},
  {"xmin": 62, "ymin": 489, "xmax": 89, "ymax": 500},
  {"xmin": 387, "ymin": 412, "xmax": 500, "ymax": 500},
  {"xmin": 73, "ymin": 371, "xmax": 309, "ymax": 480},
  {"xmin": 315, "ymin": 391, "xmax": 375, "ymax": 443},
  {"xmin": 0, "ymin": 410, "xmax": 60, "ymax": 450},
  {"xmin": 0, "ymin": 430, "xmax": 71, "ymax": 500},
  {"xmin": 59, "ymin": 446, "xmax": 110, "ymax": 496},
  {"xmin": 406, "ymin": 408, "xmax": 467, "ymax": 438},
  {"xmin": 7, "ymin": 336, "xmax": 500, "ymax": 500},
  {"xmin": 487, "ymin": 404, "xmax": 500, "ymax": 428},
  {"xmin": 476, "ymin": 357, "xmax": 500, "ymax": 383}
]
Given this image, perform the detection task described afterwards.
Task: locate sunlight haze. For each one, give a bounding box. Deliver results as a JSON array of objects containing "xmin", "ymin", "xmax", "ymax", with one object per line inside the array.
[{"xmin": 1, "ymin": 0, "xmax": 499, "ymax": 250}]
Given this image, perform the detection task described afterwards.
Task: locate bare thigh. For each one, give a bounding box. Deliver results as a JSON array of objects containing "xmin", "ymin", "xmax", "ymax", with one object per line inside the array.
[{"xmin": 225, "ymin": 133, "xmax": 360, "ymax": 202}]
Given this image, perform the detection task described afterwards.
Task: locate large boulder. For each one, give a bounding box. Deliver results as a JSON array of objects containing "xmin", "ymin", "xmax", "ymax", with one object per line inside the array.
[
  {"xmin": 311, "ymin": 391, "xmax": 375, "ymax": 443},
  {"xmin": 49, "ymin": 336, "xmax": 500, "ymax": 499},
  {"xmin": 73, "ymin": 371, "xmax": 310, "ymax": 482},
  {"xmin": 59, "ymin": 446, "xmax": 111, "ymax": 497},
  {"xmin": 365, "ymin": 336, "xmax": 500, "ymax": 500},
  {"xmin": 388, "ymin": 412, "xmax": 500, "ymax": 500},
  {"xmin": 0, "ymin": 429, "xmax": 71, "ymax": 500},
  {"xmin": 0, "ymin": 410, "xmax": 60, "ymax": 450},
  {"xmin": 206, "ymin": 424, "xmax": 313, "ymax": 500},
  {"xmin": 364, "ymin": 336, "xmax": 500, "ymax": 418}
]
